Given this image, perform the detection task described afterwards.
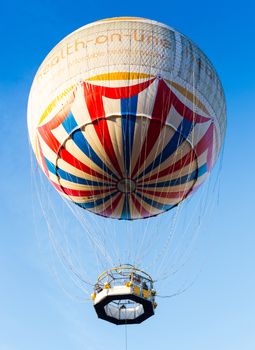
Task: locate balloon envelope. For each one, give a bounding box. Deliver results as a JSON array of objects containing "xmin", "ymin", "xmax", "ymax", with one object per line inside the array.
[{"xmin": 27, "ymin": 17, "xmax": 226, "ymax": 220}]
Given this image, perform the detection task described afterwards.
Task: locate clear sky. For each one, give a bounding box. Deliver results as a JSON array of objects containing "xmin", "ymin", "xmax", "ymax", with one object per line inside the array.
[{"xmin": 1, "ymin": 0, "xmax": 255, "ymax": 349}]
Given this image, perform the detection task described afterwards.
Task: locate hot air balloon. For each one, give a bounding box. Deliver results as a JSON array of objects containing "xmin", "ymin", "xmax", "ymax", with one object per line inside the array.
[{"xmin": 28, "ymin": 17, "xmax": 226, "ymax": 324}]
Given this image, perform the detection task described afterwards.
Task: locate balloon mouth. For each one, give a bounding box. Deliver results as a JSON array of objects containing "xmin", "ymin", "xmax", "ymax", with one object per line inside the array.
[{"xmin": 117, "ymin": 178, "xmax": 136, "ymax": 194}]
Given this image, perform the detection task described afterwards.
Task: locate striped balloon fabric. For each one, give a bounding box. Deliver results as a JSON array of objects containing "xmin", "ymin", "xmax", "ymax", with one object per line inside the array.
[
  {"xmin": 34, "ymin": 73, "xmax": 217, "ymax": 219},
  {"xmin": 28, "ymin": 18, "xmax": 226, "ymax": 220}
]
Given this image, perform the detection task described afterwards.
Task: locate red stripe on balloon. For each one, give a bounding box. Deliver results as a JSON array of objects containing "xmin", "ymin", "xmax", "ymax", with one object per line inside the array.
[
  {"xmin": 140, "ymin": 189, "xmax": 187, "ymax": 199},
  {"xmin": 151, "ymin": 80, "xmax": 175, "ymax": 121},
  {"xmin": 38, "ymin": 91, "xmax": 76, "ymax": 153},
  {"xmin": 51, "ymin": 181, "xmax": 116, "ymax": 198},
  {"xmin": 194, "ymin": 123, "xmax": 214, "ymax": 170},
  {"xmin": 37, "ymin": 137, "xmax": 49, "ymax": 177}
]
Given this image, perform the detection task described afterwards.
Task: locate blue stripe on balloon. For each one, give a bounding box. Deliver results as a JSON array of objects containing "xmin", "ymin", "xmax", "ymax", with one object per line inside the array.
[
  {"xmin": 75, "ymin": 192, "xmax": 119, "ymax": 209},
  {"xmin": 121, "ymin": 195, "xmax": 131, "ymax": 220},
  {"xmin": 121, "ymin": 95, "xmax": 138, "ymax": 116},
  {"xmin": 121, "ymin": 116, "xmax": 136, "ymax": 176},
  {"xmin": 121, "ymin": 96, "xmax": 138, "ymax": 176},
  {"xmin": 135, "ymin": 191, "xmax": 175, "ymax": 211},
  {"xmin": 198, "ymin": 163, "xmax": 209, "ymax": 175},
  {"xmin": 137, "ymin": 164, "xmax": 207, "ymax": 188},
  {"xmin": 45, "ymin": 158, "xmax": 113, "ymax": 187},
  {"xmin": 135, "ymin": 118, "xmax": 193, "ymax": 180},
  {"xmin": 61, "ymin": 112, "xmax": 77, "ymax": 133},
  {"xmin": 62, "ymin": 113, "xmax": 119, "ymax": 180}
]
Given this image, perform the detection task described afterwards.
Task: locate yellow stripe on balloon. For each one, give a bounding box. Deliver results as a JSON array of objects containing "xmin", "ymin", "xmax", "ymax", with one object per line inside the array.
[
  {"xmin": 166, "ymin": 80, "xmax": 209, "ymax": 115},
  {"xmin": 87, "ymin": 72, "xmax": 153, "ymax": 81},
  {"xmin": 97, "ymin": 17, "xmax": 145, "ymax": 22},
  {"xmin": 38, "ymin": 85, "xmax": 75, "ymax": 126}
]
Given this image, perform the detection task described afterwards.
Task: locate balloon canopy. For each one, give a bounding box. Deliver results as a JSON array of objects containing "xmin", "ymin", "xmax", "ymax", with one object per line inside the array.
[{"xmin": 27, "ymin": 17, "xmax": 226, "ymax": 220}]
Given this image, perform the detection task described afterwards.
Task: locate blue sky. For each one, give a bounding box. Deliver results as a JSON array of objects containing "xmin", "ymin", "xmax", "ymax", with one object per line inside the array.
[{"xmin": 1, "ymin": 0, "xmax": 255, "ymax": 349}]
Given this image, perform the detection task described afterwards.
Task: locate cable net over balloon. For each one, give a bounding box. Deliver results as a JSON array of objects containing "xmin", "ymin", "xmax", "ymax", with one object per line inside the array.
[{"xmin": 28, "ymin": 17, "xmax": 226, "ymax": 299}]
